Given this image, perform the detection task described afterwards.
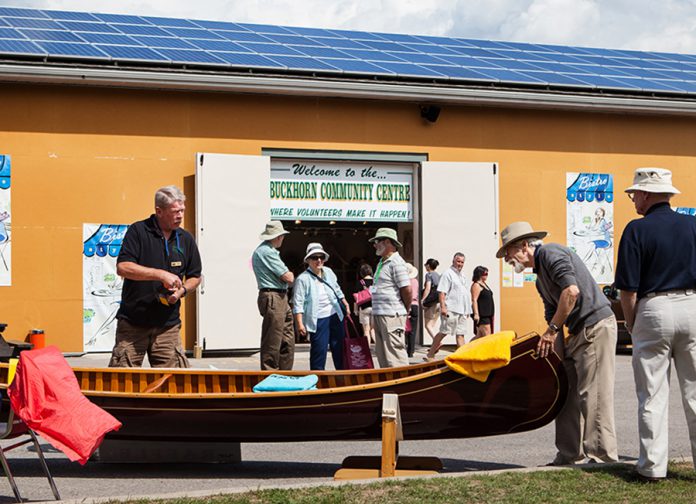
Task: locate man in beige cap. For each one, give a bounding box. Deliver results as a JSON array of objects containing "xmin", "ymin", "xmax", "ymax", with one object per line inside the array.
[
  {"xmin": 368, "ymin": 228, "xmax": 411, "ymax": 368},
  {"xmin": 252, "ymin": 221, "xmax": 294, "ymax": 370},
  {"xmin": 616, "ymin": 167, "xmax": 696, "ymax": 482},
  {"xmin": 497, "ymin": 221, "xmax": 618, "ymax": 466}
]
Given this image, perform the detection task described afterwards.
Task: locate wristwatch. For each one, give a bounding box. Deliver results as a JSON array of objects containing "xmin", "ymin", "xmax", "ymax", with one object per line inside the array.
[{"xmin": 548, "ymin": 322, "xmax": 560, "ymax": 335}]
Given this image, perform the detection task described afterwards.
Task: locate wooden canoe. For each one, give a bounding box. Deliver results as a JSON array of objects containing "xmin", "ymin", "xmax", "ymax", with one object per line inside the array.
[{"xmin": 0, "ymin": 332, "xmax": 567, "ymax": 443}]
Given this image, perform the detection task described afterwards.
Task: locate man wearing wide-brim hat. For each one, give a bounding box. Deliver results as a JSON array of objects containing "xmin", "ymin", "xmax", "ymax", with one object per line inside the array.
[
  {"xmin": 498, "ymin": 221, "xmax": 618, "ymax": 466},
  {"xmin": 615, "ymin": 167, "xmax": 696, "ymax": 482},
  {"xmin": 252, "ymin": 221, "xmax": 295, "ymax": 370},
  {"xmin": 368, "ymin": 227, "xmax": 411, "ymax": 367}
]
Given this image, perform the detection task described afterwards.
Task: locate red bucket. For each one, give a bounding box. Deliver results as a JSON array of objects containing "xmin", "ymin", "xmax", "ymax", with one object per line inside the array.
[{"xmin": 29, "ymin": 329, "xmax": 45, "ymax": 349}]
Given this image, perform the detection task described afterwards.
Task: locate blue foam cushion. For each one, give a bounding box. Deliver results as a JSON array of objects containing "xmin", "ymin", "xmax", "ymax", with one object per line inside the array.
[{"xmin": 252, "ymin": 373, "xmax": 318, "ymax": 392}]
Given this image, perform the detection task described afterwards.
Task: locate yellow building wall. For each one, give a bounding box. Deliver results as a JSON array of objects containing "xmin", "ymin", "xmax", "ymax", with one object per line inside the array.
[{"xmin": 1, "ymin": 83, "xmax": 695, "ymax": 351}]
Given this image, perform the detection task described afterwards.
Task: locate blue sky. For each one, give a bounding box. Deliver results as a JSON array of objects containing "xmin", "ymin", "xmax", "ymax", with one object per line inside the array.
[{"xmin": 11, "ymin": 0, "xmax": 696, "ymax": 54}]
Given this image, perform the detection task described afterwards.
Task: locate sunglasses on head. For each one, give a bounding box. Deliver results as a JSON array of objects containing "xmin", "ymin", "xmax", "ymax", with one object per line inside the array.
[{"xmin": 308, "ymin": 255, "xmax": 325, "ymax": 261}]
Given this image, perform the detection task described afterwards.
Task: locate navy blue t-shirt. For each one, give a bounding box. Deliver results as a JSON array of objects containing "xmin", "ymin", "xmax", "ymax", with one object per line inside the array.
[{"xmin": 615, "ymin": 202, "xmax": 696, "ymax": 298}]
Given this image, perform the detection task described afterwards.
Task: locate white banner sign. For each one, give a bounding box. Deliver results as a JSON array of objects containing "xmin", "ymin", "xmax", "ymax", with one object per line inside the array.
[
  {"xmin": 0, "ymin": 155, "xmax": 11, "ymax": 286},
  {"xmin": 83, "ymin": 223, "xmax": 128, "ymax": 352},
  {"xmin": 270, "ymin": 159, "xmax": 413, "ymax": 222}
]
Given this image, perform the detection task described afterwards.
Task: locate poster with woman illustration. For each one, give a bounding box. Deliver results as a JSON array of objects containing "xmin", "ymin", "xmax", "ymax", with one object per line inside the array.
[
  {"xmin": 0, "ymin": 155, "xmax": 11, "ymax": 286},
  {"xmin": 83, "ymin": 223, "xmax": 128, "ymax": 351},
  {"xmin": 566, "ymin": 172, "xmax": 614, "ymax": 284}
]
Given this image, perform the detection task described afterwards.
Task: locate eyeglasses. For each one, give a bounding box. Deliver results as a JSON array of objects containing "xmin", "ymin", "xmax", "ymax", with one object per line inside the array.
[
  {"xmin": 308, "ymin": 255, "xmax": 325, "ymax": 261},
  {"xmin": 627, "ymin": 193, "xmax": 635, "ymax": 202}
]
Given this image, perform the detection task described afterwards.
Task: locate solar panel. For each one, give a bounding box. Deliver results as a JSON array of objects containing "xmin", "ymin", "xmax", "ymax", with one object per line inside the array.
[
  {"xmin": 36, "ymin": 41, "xmax": 108, "ymax": 58},
  {"xmin": 419, "ymin": 65, "xmax": 494, "ymax": 80},
  {"xmin": 191, "ymin": 20, "xmax": 246, "ymax": 31},
  {"xmin": 449, "ymin": 46, "xmax": 506, "ymax": 59},
  {"xmin": 613, "ymin": 67, "xmax": 675, "ymax": 80},
  {"xmin": 530, "ymin": 61, "xmax": 592, "ymax": 74},
  {"xmin": 96, "ymin": 44, "xmax": 169, "ymax": 62},
  {"xmin": 56, "ymin": 21, "xmax": 119, "ymax": 33},
  {"xmin": 131, "ymin": 36, "xmax": 195, "ymax": 49},
  {"xmin": 325, "ymin": 29, "xmax": 386, "ymax": 41},
  {"xmin": 480, "ymin": 58, "xmax": 545, "ymax": 71},
  {"xmin": 0, "ymin": 8, "xmax": 48, "ymax": 18},
  {"xmin": 77, "ymin": 33, "xmax": 141, "ymax": 46},
  {"xmin": 473, "ymin": 68, "xmax": 547, "ymax": 84},
  {"xmin": 113, "ymin": 24, "xmax": 171, "ymax": 37},
  {"xmin": 571, "ymin": 74, "xmax": 643, "ymax": 90},
  {"xmin": 0, "ymin": 18, "xmax": 6, "ymax": 27},
  {"xmin": 292, "ymin": 46, "xmax": 352, "ymax": 59},
  {"xmin": 43, "ymin": 10, "xmax": 99, "ymax": 22},
  {"xmin": 142, "ymin": 16, "xmax": 199, "ymax": 28},
  {"xmin": 401, "ymin": 43, "xmax": 461, "ymax": 56},
  {"xmin": 317, "ymin": 58, "xmax": 396, "ymax": 75},
  {"xmin": 389, "ymin": 52, "xmax": 450, "ymax": 65},
  {"xmin": 374, "ymin": 32, "xmax": 424, "ymax": 44},
  {"xmin": 339, "ymin": 49, "xmax": 407, "ymax": 62},
  {"xmin": 162, "ymin": 27, "xmax": 223, "ymax": 40},
  {"xmin": 359, "ymin": 40, "xmax": 415, "ymax": 52},
  {"xmin": 521, "ymin": 71, "xmax": 590, "ymax": 87},
  {"xmin": 5, "ymin": 17, "xmax": 63, "ymax": 30},
  {"xmin": 366, "ymin": 61, "xmax": 446, "ymax": 77},
  {"xmin": 238, "ymin": 42, "xmax": 303, "ymax": 56},
  {"xmin": 187, "ymin": 39, "xmax": 252, "ymax": 53},
  {"xmin": 210, "ymin": 51, "xmax": 286, "ymax": 68},
  {"xmin": 264, "ymin": 55, "xmax": 339, "ymax": 71},
  {"xmin": 308, "ymin": 37, "xmax": 368, "ymax": 49},
  {"xmin": 0, "ymin": 38, "xmax": 45, "ymax": 54},
  {"xmin": 609, "ymin": 77, "xmax": 683, "ymax": 92},
  {"xmin": 19, "ymin": 29, "xmax": 82, "ymax": 42},
  {"xmin": 285, "ymin": 27, "xmax": 336, "ymax": 38},
  {"xmin": 0, "ymin": 27, "xmax": 23, "ymax": 39},
  {"xmin": 437, "ymin": 55, "xmax": 502, "ymax": 68},
  {"xmin": 154, "ymin": 48, "xmax": 227, "ymax": 65},
  {"xmin": 467, "ymin": 39, "xmax": 518, "ymax": 50},
  {"xmin": 236, "ymin": 23, "xmax": 294, "ymax": 35},
  {"xmin": 413, "ymin": 35, "xmax": 470, "ymax": 47},
  {"xmin": 213, "ymin": 31, "xmax": 274, "ymax": 43},
  {"xmin": 263, "ymin": 34, "xmax": 325, "ymax": 46},
  {"xmin": 92, "ymin": 14, "xmax": 149, "ymax": 25}
]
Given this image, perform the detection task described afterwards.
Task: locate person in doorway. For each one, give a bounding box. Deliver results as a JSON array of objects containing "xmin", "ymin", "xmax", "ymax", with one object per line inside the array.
[
  {"xmin": 615, "ymin": 167, "xmax": 696, "ymax": 482},
  {"xmin": 405, "ymin": 263, "xmax": 420, "ymax": 358},
  {"xmin": 369, "ymin": 228, "xmax": 411, "ymax": 368},
  {"xmin": 293, "ymin": 243, "xmax": 350, "ymax": 370},
  {"xmin": 353, "ymin": 263, "xmax": 375, "ymax": 343},
  {"xmin": 252, "ymin": 221, "xmax": 295, "ymax": 370},
  {"xmin": 420, "ymin": 258, "xmax": 441, "ymax": 343},
  {"xmin": 498, "ymin": 221, "xmax": 618, "ymax": 466},
  {"xmin": 471, "ymin": 266, "xmax": 495, "ymax": 339},
  {"xmin": 425, "ymin": 253, "xmax": 472, "ymax": 361},
  {"xmin": 109, "ymin": 185, "xmax": 202, "ymax": 368}
]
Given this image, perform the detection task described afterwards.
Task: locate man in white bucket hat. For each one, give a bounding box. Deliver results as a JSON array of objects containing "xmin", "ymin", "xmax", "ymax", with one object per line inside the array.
[
  {"xmin": 616, "ymin": 167, "xmax": 696, "ymax": 482},
  {"xmin": 497, "ymin": 221, "xmax": 618, "ymax": 466},
  {"xmin": 252, "ymin": 221, "xmax": 295, "ymax": 370}
]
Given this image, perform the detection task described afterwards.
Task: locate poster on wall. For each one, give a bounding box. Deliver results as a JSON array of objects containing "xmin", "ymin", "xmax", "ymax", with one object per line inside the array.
[
  {"xmin": 0, "ymin": 155, "xmax": 11, "ymax": 286},
  {"xmin": 566, "ymin": 173, "xmax": 614, "ymax": 284},
  {"xmin": 83, "ymin": 224, "xmax": 128, "ymax": 352},
  {"xmin": 270, "ymin": 159, "xmax": 413, "ymax": 222}
]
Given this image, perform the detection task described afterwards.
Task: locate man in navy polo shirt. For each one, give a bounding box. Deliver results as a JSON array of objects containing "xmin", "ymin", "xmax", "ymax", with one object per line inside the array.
[
  {"xmin": 109, "ymin": 185, "xmax": 202, "ymax": 368},
  {"xmin": 616, "ymin": 167, "xmax": 696, "ymax": 482}
]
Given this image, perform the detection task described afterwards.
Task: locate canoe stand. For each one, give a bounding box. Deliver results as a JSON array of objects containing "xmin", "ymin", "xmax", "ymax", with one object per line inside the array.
[{"xmin": 334, "ymin": 394, "xmax": 443, "ymax": 480}]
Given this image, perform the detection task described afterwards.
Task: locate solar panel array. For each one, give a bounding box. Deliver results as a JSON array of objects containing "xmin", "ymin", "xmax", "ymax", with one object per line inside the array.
[{"xmin": 2, "ymin": 6, "xmax": 696, "ymax": 96}]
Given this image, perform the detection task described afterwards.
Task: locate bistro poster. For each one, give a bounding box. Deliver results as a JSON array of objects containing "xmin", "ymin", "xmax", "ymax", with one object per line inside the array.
[{"xmin": 270, "ymin": 159, "xmax": 413, "ymax": 222}]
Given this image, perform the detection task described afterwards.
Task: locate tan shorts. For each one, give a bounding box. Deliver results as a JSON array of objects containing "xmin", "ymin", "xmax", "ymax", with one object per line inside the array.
[
  {"xmin": 423, "ymin": 304, "xmax": 440, "ymax": 321},
  {"xmin": 358, "ymin": 306, "xmax": 373, "ymax": 325},
  {"xmin": 439, "ymin": 313, "xmax": 469, "ymax": 337},
  {"xmin": 109, "ymin": 319, "xmax": 190, "ymax": 368}
]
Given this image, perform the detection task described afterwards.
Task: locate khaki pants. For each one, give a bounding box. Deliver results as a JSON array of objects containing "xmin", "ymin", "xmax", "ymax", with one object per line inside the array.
[
  {"xmin": 373, "ymin": 314, "xmax": 409, "ymax": 368},
  {"xmin": 632, "ymin": 293, "xmax": 696, "ymax": 478},
  {"xmin": 257, "ymin": 291, "xmax": 295, "ymax": 370},
  {"xmin": 553, "ymin": 314, "xmax": 618, "ymax": 464},
  {"xmin": 109, "ymin": 319, "xmax": 190, "ymax": 368}
]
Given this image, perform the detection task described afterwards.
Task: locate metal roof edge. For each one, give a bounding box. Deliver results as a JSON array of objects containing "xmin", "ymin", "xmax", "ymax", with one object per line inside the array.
[{"xmin": 2, "ymin": 63, "xmax": 696, "ymax": 116}]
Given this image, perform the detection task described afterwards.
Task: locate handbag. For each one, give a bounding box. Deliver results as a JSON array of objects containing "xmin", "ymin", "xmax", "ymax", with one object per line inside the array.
[
  {"xmin": 422, "ymin": 284, "xmax": 439, "ymax": 308},
  {"xmin": 342, "ymin": 315, "xmax": 374, "ymax": 370},
  {"xmin": 352, "ymin": 279, "xmax": 372, "ymax": 307}
]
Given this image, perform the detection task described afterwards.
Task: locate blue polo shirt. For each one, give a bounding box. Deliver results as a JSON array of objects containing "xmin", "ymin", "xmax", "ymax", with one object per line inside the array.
[{"xmin": 615, "ymin": 202, "xmax": 696, "ymax": 298}]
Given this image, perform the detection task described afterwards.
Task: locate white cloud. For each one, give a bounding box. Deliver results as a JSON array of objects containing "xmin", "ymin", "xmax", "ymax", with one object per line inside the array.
[{"xmin": 12, "ymin": 0, "xmax": 696, "ymax": 54}]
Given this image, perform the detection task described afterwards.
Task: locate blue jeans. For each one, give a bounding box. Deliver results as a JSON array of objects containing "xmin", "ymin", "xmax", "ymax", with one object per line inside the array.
[{"xmin": 309, "ymin": 313, "xmax": 345, "ymax": 370}]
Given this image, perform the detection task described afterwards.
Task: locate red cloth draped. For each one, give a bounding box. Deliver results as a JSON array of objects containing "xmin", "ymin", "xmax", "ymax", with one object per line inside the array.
[{"xmin": 8, "ymin": 346, "xmax": 121, "ymax": 465}]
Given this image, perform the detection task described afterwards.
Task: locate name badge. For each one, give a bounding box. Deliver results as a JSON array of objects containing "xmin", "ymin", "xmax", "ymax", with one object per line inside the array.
[{"xmin": 171, "ymin": 261, "xmax": 182, "ymax": 267}]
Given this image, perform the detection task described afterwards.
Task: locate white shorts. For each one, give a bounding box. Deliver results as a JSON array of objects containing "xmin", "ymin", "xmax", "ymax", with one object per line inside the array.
[
  {"xmin": 358, "ymin": 306, "xmax": 373, "ymax": 325},
  {"xmin": 439, "ymin": 313, "xmax": 469, "ymax": 336}
]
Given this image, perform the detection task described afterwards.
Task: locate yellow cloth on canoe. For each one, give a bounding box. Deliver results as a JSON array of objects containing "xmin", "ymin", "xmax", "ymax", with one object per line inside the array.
[{"xmin": 444, "ymin": 331, "xmax": 515, "ymax": 382}]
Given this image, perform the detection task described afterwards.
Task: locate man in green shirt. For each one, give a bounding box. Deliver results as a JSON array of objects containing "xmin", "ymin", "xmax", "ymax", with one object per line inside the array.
[{"xmin": 252, "ymin": 221, "xmax": 295, "ymax": 370}]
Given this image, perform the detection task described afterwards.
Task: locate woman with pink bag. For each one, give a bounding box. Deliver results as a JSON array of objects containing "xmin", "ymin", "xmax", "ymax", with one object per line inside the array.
[{"xmin": 352, "ymin": 263, "xmax": 375, "ymax": 343}]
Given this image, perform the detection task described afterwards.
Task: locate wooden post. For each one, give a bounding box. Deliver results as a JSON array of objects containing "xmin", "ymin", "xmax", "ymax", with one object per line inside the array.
[{"xmin": 380, "ymin": 394, "xmax": 402, "ymax": 478}]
